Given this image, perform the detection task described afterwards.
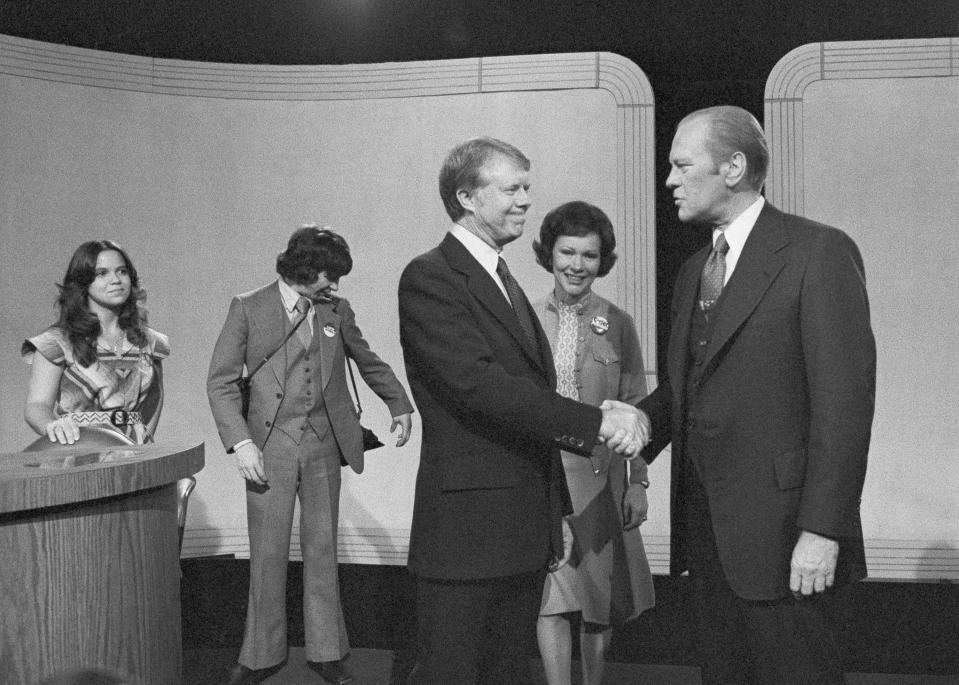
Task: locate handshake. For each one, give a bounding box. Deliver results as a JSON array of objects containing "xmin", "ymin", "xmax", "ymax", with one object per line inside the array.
[{"xmin": 598, "ymin": 400, "xmax": 650, "ymax": 459}]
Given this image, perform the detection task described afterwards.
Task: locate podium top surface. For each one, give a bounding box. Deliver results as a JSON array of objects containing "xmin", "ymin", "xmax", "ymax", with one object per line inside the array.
[{"xmin": 0, "ymin": 441, "xmax": 204, "ymax": 514}]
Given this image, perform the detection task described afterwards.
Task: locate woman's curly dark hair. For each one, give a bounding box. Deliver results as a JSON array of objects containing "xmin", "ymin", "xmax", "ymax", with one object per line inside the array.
[
  {"xmin": 56, "ymin": 240, "xmax": 147, "ymax": 367},
  {"xmin": 532, "ymin": 201, "xmax": 618, "ymax": 277}
]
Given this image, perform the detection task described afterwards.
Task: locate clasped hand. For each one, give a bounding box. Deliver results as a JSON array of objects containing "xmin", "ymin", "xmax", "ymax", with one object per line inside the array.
[
  {"xmin": 598, "ymin": 400, "xmax": 650, "ymax": 459},
  {"xmin": 790, "ymin": 530, "xmax": 839, "ymax": 597}
]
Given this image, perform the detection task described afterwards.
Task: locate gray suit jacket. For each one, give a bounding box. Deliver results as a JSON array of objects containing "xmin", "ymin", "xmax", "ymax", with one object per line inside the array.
[{"xmin": 207, "ymin": 281, "xmax": 413, "ymax": 473}]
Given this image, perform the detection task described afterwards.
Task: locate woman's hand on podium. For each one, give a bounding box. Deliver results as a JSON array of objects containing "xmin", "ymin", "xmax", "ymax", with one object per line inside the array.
[{"xmin": 45, "ymin": 415, "xmax": 81, "ymax": 445}]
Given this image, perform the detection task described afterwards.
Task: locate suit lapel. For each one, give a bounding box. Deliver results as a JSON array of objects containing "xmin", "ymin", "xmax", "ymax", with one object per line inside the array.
[
  {"xmin": 253, "ymin": 282, "xmax": 288, "ymax": 389},
  {"xmin": 316, "ymin": 302, "xmax": 341, "ymax": 391},
  {"xmin": 668, "ymin": 247, "xmax": 708, "ymax": 395},
  {"xmin": 702, "ymin": 204, "xmax": 788, "ymax": 370},
  {"xmin": 440, "ymin": 234, "xmax": 546, "ymax": 373}
]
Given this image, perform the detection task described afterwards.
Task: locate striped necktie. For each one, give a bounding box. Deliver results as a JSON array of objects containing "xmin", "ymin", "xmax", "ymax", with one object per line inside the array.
[
  {"xmin": 699, "ymin": 232, "xmax": 730, "ymax": 312},
  {"xmin": 293, "ymin": 296, "xmax": 313, "ymax": 349},
  {"xmin": 496, "ymin": 257, "xmax": 538, "ymax": 350}
]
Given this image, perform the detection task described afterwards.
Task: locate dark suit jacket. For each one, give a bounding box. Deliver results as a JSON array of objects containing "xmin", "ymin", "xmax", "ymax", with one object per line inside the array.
[
  {"xmin": 399, "ymin": 233, "xmax": 602, "ymax": 580},
  {"xmin": 207, "ymin": 281, "xmax": 413, "ymax": 473},
  {"xmin": 639, "ymin": 203, "xmax": 876, "ymax": 600}
]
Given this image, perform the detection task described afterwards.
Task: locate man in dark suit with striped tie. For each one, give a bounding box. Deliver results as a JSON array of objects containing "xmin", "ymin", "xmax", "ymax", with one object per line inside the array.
[
  {"xmin": 398, "ymin": 136, "xmax": 646, "ymax": 685},
  {"xmin": 638, "ymin": 106, "xmax": 876, "ymax": 684}
]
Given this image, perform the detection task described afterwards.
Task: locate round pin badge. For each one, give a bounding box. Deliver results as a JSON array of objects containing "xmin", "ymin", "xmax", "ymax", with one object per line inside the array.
[
  {"xmin": 590, "ymin": 316, "xmax": 609, "ymax": 335},
  {"xmin": 323, "ymin": 324, "xmax": 337, "ymax": 338}
]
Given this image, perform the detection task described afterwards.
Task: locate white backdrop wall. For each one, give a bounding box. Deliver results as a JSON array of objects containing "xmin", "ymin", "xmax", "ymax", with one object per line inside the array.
[
  {"xmin": 0, "ymin": 38, "xmax": 663, "ymax": 567},
  {"xmin": 6, "ymin": 35, "xmax": 954, "ymax": 580}
]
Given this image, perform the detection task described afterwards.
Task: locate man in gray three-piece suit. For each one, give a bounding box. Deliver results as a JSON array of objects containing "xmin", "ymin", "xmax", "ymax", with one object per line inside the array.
[{"xmin": 207, "ymin": 227, "xmax": 414, "ymax": 685}]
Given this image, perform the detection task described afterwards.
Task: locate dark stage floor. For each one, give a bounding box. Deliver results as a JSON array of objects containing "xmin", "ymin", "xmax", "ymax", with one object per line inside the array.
[
  {"xmin": 180, "ymin": 558, "xmax": 959, "ymax": 683},
  {"xmin": 183, "ymin": 647, "xmax": 959, "ymax": 685}
]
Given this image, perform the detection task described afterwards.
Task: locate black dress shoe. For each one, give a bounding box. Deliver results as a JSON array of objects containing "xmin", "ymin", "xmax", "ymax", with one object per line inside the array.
[
  {"xmin": 308, "ymin": 659, "xmax": 355, "ymax": 684},
  {"xmin": 226, "ymin": 662, "xmax": 283, "ymax": 685}
]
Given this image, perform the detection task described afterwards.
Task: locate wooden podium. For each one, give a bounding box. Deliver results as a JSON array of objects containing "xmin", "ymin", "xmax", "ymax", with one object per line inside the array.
[{"xmin": 0, "ymin": 441, "xmax": 204, "ymax": 685}]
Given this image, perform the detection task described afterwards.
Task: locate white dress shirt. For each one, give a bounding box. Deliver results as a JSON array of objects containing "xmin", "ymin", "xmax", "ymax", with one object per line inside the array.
[
  {"xmin": 449, "ymin": 224, "xmax": 513, "ymax": 304},
  {"xmin": 714, "ymin": 195, "xmax": 765, "ymax": 286}
]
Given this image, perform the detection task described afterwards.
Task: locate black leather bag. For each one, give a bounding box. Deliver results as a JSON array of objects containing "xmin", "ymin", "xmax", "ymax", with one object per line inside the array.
[{"xmin": 361, "ymin": 425, "xmax": 384, "ymax": 451}]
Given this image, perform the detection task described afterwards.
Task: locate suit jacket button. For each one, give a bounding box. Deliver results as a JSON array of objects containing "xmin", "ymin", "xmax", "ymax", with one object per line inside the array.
[
  {"xmin": 276, "ymin": 393, "xmax": 283, "ymax": 399},
  {"xmin": 265, "ymin": 421, "xmax": 271, "ymax": 427}
]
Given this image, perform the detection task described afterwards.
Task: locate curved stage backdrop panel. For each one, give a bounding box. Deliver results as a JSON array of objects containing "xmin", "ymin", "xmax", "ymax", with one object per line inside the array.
[
  {"xmin": 0, "ymin": 37, "xmax": 665, "ymax": 569},
  {"xmin": 765, "ymin": 38, "xmax": 959, "ymax": 580}
]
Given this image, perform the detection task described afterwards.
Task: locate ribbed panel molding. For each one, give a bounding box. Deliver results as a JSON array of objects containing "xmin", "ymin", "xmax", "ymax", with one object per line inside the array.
[
  {"xmin": 764, "ymin": 37, "xmax": 959, "ymax": 214},
  {"xmin": 761, "ymin": 38, "xmax": 959, "ymax": 582}
]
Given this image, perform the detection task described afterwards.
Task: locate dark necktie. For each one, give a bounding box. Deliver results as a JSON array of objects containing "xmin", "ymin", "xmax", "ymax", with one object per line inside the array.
[
  {"xmin": 293, "ymin": 296, "xmax": 314, "ymax": 349},
  {"xmin": 699, "ymin": 232, "xmax": 730, "ymax": 312},
  {"xmin": 496, "ymin": 257, "xmax": 538, "ymax": 350}
]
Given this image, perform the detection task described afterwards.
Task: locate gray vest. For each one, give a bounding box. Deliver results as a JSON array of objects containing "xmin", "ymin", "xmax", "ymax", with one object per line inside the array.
[{"xmin": 272, "ymin": 314, "xmax": 331, "ymax": 444}]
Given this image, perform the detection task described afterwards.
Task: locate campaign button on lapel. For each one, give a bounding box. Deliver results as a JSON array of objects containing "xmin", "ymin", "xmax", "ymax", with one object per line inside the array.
[{"xmin": 590, "ymin": 316, "xmax": 609, "ymax": 335}]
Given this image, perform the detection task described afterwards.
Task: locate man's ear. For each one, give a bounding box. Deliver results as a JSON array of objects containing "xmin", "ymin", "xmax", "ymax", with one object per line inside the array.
[
  {"xmin": 722, "ymin": 151, "xmax": 748, "ymax": 188},
  {"xmin": 456, "ymin": 187, "xmax": 475, "ymax": 214}
]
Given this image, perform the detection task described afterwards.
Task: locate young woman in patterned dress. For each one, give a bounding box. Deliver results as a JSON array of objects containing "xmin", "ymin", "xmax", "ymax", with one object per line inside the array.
[{"xmin": 23, "ymin": 240, "xmax": 169, "ymax": 446}]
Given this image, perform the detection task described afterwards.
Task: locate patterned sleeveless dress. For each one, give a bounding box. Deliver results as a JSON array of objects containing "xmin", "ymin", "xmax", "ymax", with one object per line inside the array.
[{"xmin": 22, "ymin": 326, "xmax": 170, "ymax": 444}]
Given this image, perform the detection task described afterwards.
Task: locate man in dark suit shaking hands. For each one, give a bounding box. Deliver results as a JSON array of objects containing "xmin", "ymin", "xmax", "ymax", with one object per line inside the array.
[
  {"xmin": 638, "ymin": 106, "xmax": 876, "ymax": 684},
  {"xmin": 398, "ymin": 137, "xmax": 646, "ymax": 685}
]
